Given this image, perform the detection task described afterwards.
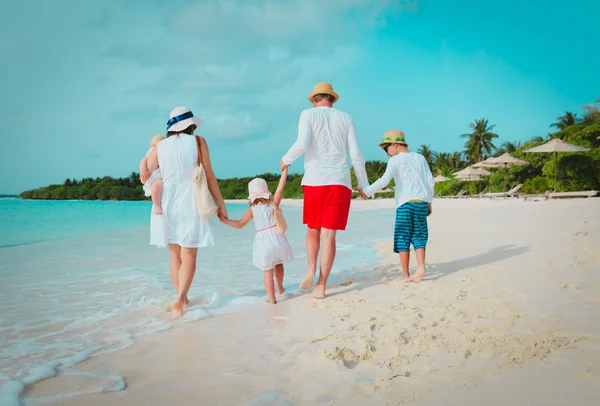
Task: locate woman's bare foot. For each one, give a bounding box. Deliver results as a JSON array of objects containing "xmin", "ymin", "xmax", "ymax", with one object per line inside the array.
[
  {"xmin": 171, "ymin": 300, "xmax": 184, "ymax": 319},
  {"xmin": 300, "ymin": 274, "xmax": 315, "ymax": 290},
  {"xmin": 408, "ymin": 264, "xmax": 426, "ymax": 283},
  {"xmin": 277, "ymin": 284, "xmax": 285, "ymax": 295},
  {"xmin": 311, "ymin": 285, "xmax": 326, "ymax": 299},
  {"xmin": 153, "ymin": 205, "xmax": 163, "ymax": 215}
]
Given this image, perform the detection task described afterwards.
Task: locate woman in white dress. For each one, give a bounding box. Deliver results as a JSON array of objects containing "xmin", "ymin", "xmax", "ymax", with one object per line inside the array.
[{"xmin": 141, "ymin": 106, "xmax": 227, "ymax": 318}]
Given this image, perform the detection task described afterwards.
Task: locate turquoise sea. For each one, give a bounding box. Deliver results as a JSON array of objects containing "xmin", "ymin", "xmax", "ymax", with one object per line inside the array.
[{"xmin": 0, "ymin": 198, "xmax": 393, "ymax": 405}]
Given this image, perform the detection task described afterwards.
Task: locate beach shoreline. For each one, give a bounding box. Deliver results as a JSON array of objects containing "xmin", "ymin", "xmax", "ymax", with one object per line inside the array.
[{"xmin": 19, "ymin": 198, "xmax": 600, "ymax": 405}]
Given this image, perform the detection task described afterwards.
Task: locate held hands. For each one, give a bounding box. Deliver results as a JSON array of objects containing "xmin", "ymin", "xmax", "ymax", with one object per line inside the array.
[
  {"xmin": 280, "ymin": 160, "xmax": 289, "ymax": 172},
  {"xmin": 356, "ymin": 188, "xmax": 369, "ymax": 200},
  {"xmin": 217, "ymin": 207, "xmax": 228, "ymax": 222}
]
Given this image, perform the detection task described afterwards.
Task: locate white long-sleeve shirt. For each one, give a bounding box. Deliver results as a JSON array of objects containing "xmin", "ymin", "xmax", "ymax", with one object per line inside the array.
[
  {"xmin": 363, "ymin": 152, "xmax": 435, "ymax": 208},
  {"xmin": 281, "ymin": 107, "xmax": 369, "ymax": 190}
]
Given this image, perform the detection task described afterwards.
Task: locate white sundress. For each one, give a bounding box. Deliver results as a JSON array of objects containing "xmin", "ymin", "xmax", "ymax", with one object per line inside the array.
[
  {"xmin": 142, "ymin": 147, "xmax": 162, "ymax": 197},
  {"xmin": 150, "ymin": 135, "xmax": 214, "ymax": 248},
  {"xmin": 251, "ymin": 205, "xmax": 294, "ymax": 271}
]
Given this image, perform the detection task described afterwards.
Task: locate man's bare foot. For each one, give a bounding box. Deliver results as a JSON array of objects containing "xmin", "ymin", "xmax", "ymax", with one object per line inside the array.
[
  {"xmin": 311, "ymin": 285, "xmax": 326, "ymax": 299},
  {"xmin": 171, "ymin": 300, "xmax": 184, "ymax": 319},
  {"xmin": 153, "ymin": 205, "xmax": 163, "ymax": 215},
  {"xmin": 277, "ymin": 284, "xmax": 285, "ymax": 295},
  {"xmin": 265, "ymin": 298, "xmax": 277, "ymax": 304},
  {"xmin": 408, "ymin": 264, "xmax": 426, "ymax": 283},
  {"xmin": 300, "ymin": 274, "xmax": 315, "ymax": 290}
]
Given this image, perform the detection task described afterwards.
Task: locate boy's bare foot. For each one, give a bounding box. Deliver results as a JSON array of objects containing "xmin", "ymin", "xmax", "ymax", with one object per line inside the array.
[
  {"xmin": 153, "ymin": 205, "xmax": 163, "ymax": 215},
  {"xmin": 401, "ymin": 272, "xmax": 410, "ymax": 280},
  {"xmin": 277, "ymin": 284, "xmax": 286, "ymax": 295},
  {"xmin": 300, "ymin": 274, "xmax": 315, "ymax": 290},
  {"xmin": 311, "ymin": 285, "xmax": 326, "ymax": 299},
  {"xmin": 408, "ymin": 265, "xmax": 426, "ymax": 283}
]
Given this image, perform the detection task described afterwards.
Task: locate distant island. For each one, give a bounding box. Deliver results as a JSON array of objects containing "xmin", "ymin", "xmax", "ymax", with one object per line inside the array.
[{"xmin": 18, "ymin": 106, "xmax": 600, "ymax": 201}]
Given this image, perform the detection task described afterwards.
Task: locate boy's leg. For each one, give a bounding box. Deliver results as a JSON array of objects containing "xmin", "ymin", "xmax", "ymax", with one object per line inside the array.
[
  {"xmin": 151, "ymin": 179, "xmax": 163, "ymax": 215},
  {"xmin": 274, "ymin": 264, "xmax": 285, "ymax": 294},
  {"xmin": 264, "ymin": 269, "xmax": 277, "ymax": 304},
  {"xmin": 408, "ymin": 202, "xmax": 429, "ymax": 283},
  {"xmin": 394, "ymin": 204, "xmax": 412, "ymax": 279}
]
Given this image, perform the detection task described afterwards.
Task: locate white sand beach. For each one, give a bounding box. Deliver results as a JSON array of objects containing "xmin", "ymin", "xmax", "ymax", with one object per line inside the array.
[{"xmin": 25, "ymin": 198, "xmax": 600, "ymax": 405}]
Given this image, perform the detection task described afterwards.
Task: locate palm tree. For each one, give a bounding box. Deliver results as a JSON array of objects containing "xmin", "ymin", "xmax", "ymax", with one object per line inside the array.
[
  {"xmin": 418, "ymin": 144, "xmax": 434, "ymax": 170},
  {"xmin": 551, "ymin": 111, "xmax": 580, "ymax": 130},
  {"xmin": 501, "ymin": 140, "xmax": 521, "ymax": 153},
  {"xmin": 461, "ymin": 118, "xmax": 499, "ymax": 163}
]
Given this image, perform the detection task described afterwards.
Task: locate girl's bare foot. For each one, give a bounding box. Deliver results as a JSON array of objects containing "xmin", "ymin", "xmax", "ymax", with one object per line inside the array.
[
  {"xmin": 153, "ymin": 205, "xmax": 163, "ymax": 215},
  {"xmin": 408, "ymin": 264, "xmax": 426, "ymax": 283},
  {"xmin": 300, "ymin": 274, "xmax": 315, "ymax": 290},
  {"xmin": 311, "ymin": 285, "xmax": 326, "ymax": 299}
]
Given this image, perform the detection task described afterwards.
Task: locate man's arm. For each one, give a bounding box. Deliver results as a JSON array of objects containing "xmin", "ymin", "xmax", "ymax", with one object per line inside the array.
[
  {"xmin": 281, "ymin": 110, "xmax": 311, "ymax": 167},
  {"xmin": 348, "ymin": 118, "xmax": 369, "ymax": 189},
  {"xmin": 362, "ymin": 158, "xmax": 396, "ymax": 197}
]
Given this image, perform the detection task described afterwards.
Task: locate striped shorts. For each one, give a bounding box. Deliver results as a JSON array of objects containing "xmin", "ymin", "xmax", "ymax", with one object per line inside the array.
[{"xmin": 393, "ymin": 201, "xmax": 429, "ymax": 253}]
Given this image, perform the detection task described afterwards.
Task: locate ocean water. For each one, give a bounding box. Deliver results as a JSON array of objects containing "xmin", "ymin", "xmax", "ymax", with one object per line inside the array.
[{"xmin": 0, "ymin": 198, "xmax": 394, "ymax": 405}]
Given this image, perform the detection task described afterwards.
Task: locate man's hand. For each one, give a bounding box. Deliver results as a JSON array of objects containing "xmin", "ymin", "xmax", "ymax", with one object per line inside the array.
[
  {"xmin": 280, "ymin": 160, "xmax": 289, "ymax": 172},
  {"xmin": 139, "ymin": 170, "xmax": 150, "ymax": 184},
  {"xmin": 357, "ymin": 188, "xmax": 369, "ymax": 200},
  {"xmin": 428, "ymin": 203, "xmax": 432, "ymax": 216}
]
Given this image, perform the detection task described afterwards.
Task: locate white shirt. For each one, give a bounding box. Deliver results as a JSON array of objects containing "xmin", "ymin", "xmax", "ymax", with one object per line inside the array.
[
  {"xmin": 281, "ymin": 107, "xmax": 369, "ymax": 190},
  {"xmin": 363, "ymin": 152, "xmax": 435, "ymax": 208}
]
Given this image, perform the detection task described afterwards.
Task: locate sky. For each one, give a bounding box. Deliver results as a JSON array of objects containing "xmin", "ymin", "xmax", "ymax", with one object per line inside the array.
[{"xmin": 1, "ymin": 0, "xmax": 599, "ymax": 194}]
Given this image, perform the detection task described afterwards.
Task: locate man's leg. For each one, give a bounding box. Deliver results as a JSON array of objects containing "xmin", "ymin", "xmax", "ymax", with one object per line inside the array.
[
  {"xmin": 312, "ymin": 228, "xmax": 336, "ymax": 299},
  {"xmin": 300, "ymin": 228, "xmax": 320, "ymax": 290}
]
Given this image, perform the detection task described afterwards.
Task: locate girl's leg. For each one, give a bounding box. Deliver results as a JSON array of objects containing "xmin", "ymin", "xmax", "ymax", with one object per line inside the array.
[
  {"xmin": 264, "ymin": 269, "xmax": 276, "ymax": 304},
  {"xmin": 274, "ymin": 264, "xmax": 285, "ymax": 294},
  {"xmin": 151, "ymin": 180, "xmax": 163, "ymax": 215},
  {"xmin": 172, "ymin": 247, "xmax": 198, "ymax": 318}
]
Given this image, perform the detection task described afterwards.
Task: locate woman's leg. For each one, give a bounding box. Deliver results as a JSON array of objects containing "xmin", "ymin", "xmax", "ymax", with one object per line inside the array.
[
  {"xmin": 274, "ymin": 264, "xmax": 285, "ymax": 294},
  {"xmin": 264, "ymin": 269, "xmax": 276, "ymax": 304},
  {"xmin": 168, "ymin": 244, "xmax": 182, "ymax": 295},
  {"xmin": 172, "ymin": 247, "xmax": 198, "ymax": 318}
]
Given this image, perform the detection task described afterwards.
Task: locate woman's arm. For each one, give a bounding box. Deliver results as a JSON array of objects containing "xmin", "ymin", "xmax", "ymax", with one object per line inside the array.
[
  {"xmin": 222, "ymin": 207, "xmax": 252, "ymax": 229},
  {"xmin": 199, "ymin": 137, "xmax": 227, "ymax": 217},
  {"xmin": 273, "ymin": 167, "xmax": 288, "ymax": 207}
]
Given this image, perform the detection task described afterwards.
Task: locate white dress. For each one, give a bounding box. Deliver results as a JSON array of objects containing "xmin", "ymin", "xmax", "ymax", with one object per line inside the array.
[
  {"xmin": 150, "ymin": 135, "xmax": 215, "ymax": 248},
  {"xmin": 142, "ymin": 147, "xmax": 162, "ymax": 197},
  {"xmin": 251, "ymin": 205, "xmax": 293, "ymax": 271}
]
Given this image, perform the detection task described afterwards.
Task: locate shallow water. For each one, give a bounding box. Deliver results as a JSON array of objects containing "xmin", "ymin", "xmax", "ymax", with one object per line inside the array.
[{"xmin": 0, "ymin": 199, "xmax": 394, "ymax": 405}]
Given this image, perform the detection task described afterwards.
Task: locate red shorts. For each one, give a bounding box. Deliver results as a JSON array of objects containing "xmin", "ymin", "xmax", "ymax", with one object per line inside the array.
[{"xmin": 303, "ymin": 185, "xmax": 352, "ymax": 231}]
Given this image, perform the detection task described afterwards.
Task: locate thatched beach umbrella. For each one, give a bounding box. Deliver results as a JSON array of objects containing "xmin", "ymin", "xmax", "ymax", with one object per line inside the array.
[
  {"xmin": 433, "ymin": 175, "xmax": 451, "ymax": 183},
  {"xmin": 453, "ymin": 166, "xmax": 492, "ymax": 181},
  {"xmin": 474, "ymin": 153, "xmax": 529, "ymax": 194},
  {"xmin": 524, "ymin": 138, "xmax": 590, "ymax": 191}
]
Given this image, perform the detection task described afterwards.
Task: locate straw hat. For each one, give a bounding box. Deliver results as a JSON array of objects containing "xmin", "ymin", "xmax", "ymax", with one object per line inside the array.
[
  {"xmin": 248, "ymin": 178, "xmax": 271, "ymax": 202},
  {"xmin": 166, "ymin": 106, "xmax": 204, "ymax": 133},
  {"xmin": 307, "ymin": 82, "xmax": 339, "ymax": 103},
  {"xmin": 379, "ymin": 130, "xmax": 408, "ymax": 148}
]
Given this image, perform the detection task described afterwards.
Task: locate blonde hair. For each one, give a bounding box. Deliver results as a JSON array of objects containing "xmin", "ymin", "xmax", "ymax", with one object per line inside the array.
[
  {"xmin": 250, "ymin": 195, "xmax": 274, "ymax": 207},
  {"xmin": 150, "ymin": 134, "xmax": 166, "ymax": 147}
]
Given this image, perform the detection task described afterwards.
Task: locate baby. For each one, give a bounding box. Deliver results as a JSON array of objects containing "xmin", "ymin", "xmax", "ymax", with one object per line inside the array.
[{"xmin": 139, "ymin": 134, "xmax": 165, "ymax": 215}]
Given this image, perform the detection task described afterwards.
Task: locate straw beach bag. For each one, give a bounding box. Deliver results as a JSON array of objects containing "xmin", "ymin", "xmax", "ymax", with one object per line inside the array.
[
  {"xmin": 193, "ymin": 136, "xmax": 219, "ymax": 219},
  {"xmin": 273, "ymin": 204, "xmax": 288, "ymax": 235}
]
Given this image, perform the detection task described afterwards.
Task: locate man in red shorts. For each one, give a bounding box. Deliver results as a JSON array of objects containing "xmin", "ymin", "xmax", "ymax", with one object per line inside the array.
[{"xmin": 280, "ymin": 82, "xmax": 369, "ymax": 299}]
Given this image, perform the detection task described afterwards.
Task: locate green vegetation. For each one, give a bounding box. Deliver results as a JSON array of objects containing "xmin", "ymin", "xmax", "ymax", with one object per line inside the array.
[{"xmin": 19, "ymin": 99, "xmax": 600, "ymax": 200}]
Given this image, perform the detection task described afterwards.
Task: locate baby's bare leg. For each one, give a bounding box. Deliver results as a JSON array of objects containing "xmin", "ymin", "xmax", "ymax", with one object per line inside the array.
[
  {"xmin": 274, "ymin": 264, "xmax": 285, "ymax": 294},
  {"xmin": 263, "ymin": 269, "xmax": 277, "ymax": 304},
  {"xmin": 151, "ymin": 179, "xmax": 163, "ymax": 215}
]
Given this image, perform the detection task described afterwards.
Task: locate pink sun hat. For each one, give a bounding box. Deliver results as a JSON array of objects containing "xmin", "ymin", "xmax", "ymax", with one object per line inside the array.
[{"xmin": 248, "ymin": 178, "xmax": 271, "ymax": 202}]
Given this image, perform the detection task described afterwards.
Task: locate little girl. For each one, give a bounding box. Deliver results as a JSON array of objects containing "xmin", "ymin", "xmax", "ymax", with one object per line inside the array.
[
  {"xmin": 221, "ymin": 168, "xmax": 293, "ymax": 304},
  {"xmin": 139, "ymin": 134, "xmax": 165, "ymax": 215}
]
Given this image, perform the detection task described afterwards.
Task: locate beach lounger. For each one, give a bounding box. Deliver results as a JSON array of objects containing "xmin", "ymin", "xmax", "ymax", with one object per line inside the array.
[
  {"xmin": 548, "ymin": 190, "xmax": 598, "ymax": 199},
  {"xmin": 481, "ymin": 184, "xmax": 524, "ymax": 199}
]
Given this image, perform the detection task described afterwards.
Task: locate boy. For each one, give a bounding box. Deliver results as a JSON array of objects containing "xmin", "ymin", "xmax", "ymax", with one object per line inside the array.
[{"xmin": 358, "ymin": 130, "xmax": 434, "ymax": 283}]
